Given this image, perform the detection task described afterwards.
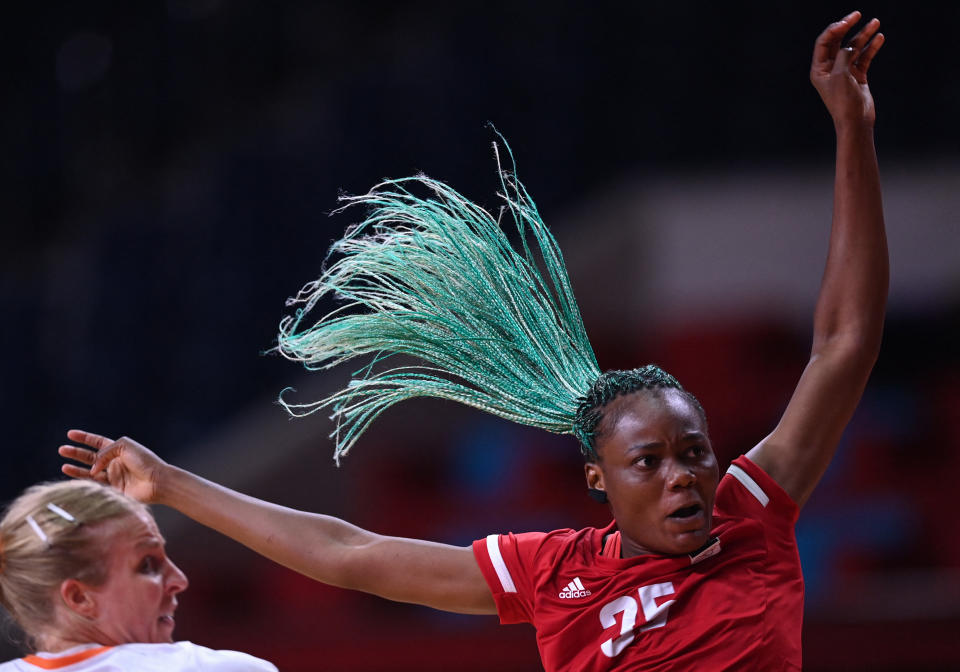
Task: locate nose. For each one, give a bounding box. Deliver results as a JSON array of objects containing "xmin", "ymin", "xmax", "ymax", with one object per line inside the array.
[
  {"xmin": 666, "ymin": 459, "xmax": 696, "ymax": 489},
  {"xmin": 165, "ymin": 559, "xmax": 189, "ymax": 595}
]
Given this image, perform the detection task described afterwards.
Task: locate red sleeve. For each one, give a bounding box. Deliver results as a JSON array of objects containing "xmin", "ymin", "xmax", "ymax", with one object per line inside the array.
[
  {"xmin": 716, "ymin": 455, "xmax": 799, "ymax": 532},
  {"xmin": 472, "ymin": 530, "xmax": 571, "ymax": 625}
]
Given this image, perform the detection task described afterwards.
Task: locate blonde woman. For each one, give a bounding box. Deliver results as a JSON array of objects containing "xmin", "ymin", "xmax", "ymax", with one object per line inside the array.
[{"xmin": 0, "ymin": 480, "xmax": 276, "ymax": 671}]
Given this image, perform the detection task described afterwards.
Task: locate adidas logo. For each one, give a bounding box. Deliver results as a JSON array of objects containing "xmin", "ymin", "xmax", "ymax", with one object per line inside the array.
[{"xmin": 558, "ymin": 577, "xmax": 592, "ymax": 599}]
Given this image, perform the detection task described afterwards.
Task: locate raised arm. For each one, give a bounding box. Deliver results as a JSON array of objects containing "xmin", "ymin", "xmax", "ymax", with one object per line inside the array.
[
  {"xmin": 746, "ymin": 12, "xmax": 887, "ymax": 508},
  {"xmin": 59, "ymin": 430, "xmax": 495, "ymax": 615}
]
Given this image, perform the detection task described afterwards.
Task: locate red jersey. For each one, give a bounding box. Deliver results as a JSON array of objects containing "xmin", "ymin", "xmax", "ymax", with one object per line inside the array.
[{"xmin": 472, "ymin": 456, "xmax": 802, "ymax": 671}]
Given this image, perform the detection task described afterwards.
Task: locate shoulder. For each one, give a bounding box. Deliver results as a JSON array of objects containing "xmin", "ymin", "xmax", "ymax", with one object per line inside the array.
[
  {"xmin": 118, "ymin": 642, "xmax": 277, "ymax": 671},
  {"xmin": 716, "ymin": 456, "xmax": 799, "ymax": 522},
  {"xmin": 477, "ymin": 524, "xmax": 609, "ymax": 561},
  {"xmin": 474, "ymin": 524, "xmax": 612, "ymax": 584}
]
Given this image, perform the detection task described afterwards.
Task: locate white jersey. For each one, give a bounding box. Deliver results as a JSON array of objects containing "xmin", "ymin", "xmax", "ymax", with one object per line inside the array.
[{"xmin": 0, "ymin": 641, "xmax": 277, "ymax": 671}]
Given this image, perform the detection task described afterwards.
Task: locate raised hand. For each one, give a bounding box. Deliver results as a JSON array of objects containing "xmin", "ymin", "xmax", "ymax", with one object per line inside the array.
[
  {"xmin": 811, "ymin": 11, "xmax": 884, "ymax": 126},
  {"xmin": 59, "ymin": 429, "xmax": 168, "ymax": 504}
]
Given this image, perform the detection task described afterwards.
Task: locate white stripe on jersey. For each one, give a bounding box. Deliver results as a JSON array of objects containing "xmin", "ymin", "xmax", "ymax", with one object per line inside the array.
[
  {"xmin": 485, "ymin": 534, "xmax": 517, "ymax": 593},
  {"xmin": 727, "ymin": 464, "xmax": 769, "ymax": 507},
  {"xmin": 573, "ymin": 577, "xmax": 585, "ymax": 591}
]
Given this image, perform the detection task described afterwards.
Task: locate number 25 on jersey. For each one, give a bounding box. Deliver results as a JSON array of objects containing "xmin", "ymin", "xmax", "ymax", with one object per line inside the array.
[{"xmin": 599, "ymin": 582, "xmax": 676, "ymax": 658}]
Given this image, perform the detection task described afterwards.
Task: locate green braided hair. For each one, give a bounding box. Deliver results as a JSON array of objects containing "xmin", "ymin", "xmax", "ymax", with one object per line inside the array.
[
  {"xmin": 572, "ymin": 365, "xmax": 707, "ymax": 461},
  {"xmin": 276, "ymin": 133, "xmax": 603, "ymax": 463},
  {"xmin": 275, "ymin": 134, "xmax": 702, "ymax": 464}
]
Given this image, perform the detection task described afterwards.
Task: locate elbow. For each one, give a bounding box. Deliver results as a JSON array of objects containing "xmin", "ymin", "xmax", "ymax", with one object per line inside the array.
[
  {"xmin": 812, "ymin": 301, "xmax": 886, "ymax": 364},
  {"xmin": 812, "ymin": 328, "xmax": 883, "ymax": 371},
  {"xmin": 330, "ymin": 533, "xmax": 387, "ymax": 592}
]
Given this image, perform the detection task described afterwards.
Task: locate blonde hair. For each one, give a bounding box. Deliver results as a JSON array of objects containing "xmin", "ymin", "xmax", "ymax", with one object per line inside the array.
[{"xmin": 0, "ymin": 480, "xmax": 147, "ymax": 641}]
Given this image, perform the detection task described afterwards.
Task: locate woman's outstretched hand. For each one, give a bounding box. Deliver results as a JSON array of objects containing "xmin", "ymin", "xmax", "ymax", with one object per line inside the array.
[
  {"xmin": 811, "ymin": 11, "xmax": 884, "ymax": 127},
  {"xmin": 59, "ymin": 429, "xmax": 168, "ymax": 504}
]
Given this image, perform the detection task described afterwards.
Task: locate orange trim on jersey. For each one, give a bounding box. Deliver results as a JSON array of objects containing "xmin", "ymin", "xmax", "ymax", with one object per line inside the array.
[{"xmin": 22, "ymin": 646, "xmax": 113, "ymax": 669}]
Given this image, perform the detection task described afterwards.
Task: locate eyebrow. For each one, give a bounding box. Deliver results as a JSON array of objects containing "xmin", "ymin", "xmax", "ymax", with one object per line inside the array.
[
  {"xmin": 627, "ymin": 441, "xmax": 664, "ymax": 453},
  {"xmin": 629, "ymin": 432, "xmax": 708, "ymax": 452},
  {"xmin": 134, "ymin": 538, "xmax": 164, "ymax": 551}
]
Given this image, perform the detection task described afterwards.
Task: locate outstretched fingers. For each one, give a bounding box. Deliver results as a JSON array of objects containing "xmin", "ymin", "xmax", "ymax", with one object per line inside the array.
[
  {"xmin": 61, "ymin": 462, "xmax": 94, "ymax": 480},
  {"xmin": 855, "ymin": 31, "xmax": 884, "ymax": 76},
  {"xmin": 66, "ymin": 429, "xmax": 115, "ymax": 451},
  {"xmin": 58, "ymin": 444, "xmax": 97, "ymax": 466},
  {"xmin": 59, "ymin": 445, "xmax": 108, "ymax": 483},
  {"xmin": 812, "ymin": 11, "xmax": 861, "ymax": 71},
  {"xmin": 62, "ymin": 429, "xmax": 122, "ymax": 478},
  {"xmin": 60, "ymin": 430, "xmax": 166, "ymax": 503},
  {"xmin": 846, "ymin": 17, "xmax": 882, "ymax": 79},
  {"xmin": 848, "ymin": 17, "xmax": 880, "ymax": 52}
]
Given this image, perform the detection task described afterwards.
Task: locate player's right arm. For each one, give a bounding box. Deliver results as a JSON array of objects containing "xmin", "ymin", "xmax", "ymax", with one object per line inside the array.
[{"xmin": 59, "ymin": 430, "xmax": 496, "ymax": 615}]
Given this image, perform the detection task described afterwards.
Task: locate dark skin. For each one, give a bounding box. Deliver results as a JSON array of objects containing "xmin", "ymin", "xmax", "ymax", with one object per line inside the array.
[
  {"xmin": 59, "ymin": 12, "xmax": 886, "ymax": 612},
  {"xmin": 585, "ymin": 11, "xmax": 887, "ymax": 557},
  {"xmin": 584, "ymin": 389, "xmax": 719, "ymax": 557}
]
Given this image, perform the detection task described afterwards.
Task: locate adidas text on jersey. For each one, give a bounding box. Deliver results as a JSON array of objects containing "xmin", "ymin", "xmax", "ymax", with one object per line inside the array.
[{"xmin": 559, "ymin": 577, "xmax": 592, "ymax": 599}]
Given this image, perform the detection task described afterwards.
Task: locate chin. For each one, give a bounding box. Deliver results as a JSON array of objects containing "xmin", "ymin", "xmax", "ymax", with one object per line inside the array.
[{"xmin": 670, "ymin": 531, "xmax": 710, "ymax": 555}]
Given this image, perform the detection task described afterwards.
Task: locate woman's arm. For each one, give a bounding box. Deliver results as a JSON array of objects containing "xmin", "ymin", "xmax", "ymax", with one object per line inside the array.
[
  {"xmin": 746, "ymin": 12, "xmax": 888, "ymax": 508},
  {"xmin": 59, "ymin": 430, "xmax": 496, "ymax": 615}
]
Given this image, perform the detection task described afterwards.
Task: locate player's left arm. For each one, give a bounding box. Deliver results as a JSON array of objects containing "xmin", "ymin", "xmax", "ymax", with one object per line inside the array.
[{"xmin": 746, "ymin": 12, "xmax": 887, "ymax": 509}]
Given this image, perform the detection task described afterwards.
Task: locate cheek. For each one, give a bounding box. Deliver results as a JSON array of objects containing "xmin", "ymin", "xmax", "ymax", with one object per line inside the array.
[
  {"xmin": 607, "ymin": 471, "xmax": 659, "ymax": 505},
  {"xmin": 700, "ymin": 465, "xmax": 720, "ymax": 502},
  {"xmin": 707, "ymin": 460, "xmax": 721, "ymax": 484},
  {"xmin": 130, "ymin": 579, "xmax": 165, "ymax": 611}
]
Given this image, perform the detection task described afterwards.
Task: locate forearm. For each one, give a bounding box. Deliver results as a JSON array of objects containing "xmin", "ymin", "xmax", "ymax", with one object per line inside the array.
[
  {"xmin": 152, "ymin": 464, "xmax": 494, "ymax": 613},
  {"xmin": 156, "ymin": 465, "xmax": 370, "ymax": 589},
  {"xmin": 813, "ymin": 121, "xmax": 888, "ymax": 355}
]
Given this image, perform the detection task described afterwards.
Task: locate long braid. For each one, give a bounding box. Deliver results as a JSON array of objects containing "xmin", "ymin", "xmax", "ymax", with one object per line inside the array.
[{"xmin": 276, "ymin": 134, "xmax": 601, "ymax": 463}]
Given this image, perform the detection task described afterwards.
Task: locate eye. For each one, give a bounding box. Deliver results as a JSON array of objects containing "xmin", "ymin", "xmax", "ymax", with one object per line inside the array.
[
  {"xmin": 633, "ymin": 455, "xmax": 659, "ymax": 469},
  {"xmin": 688, "ymin": 445, "xmax": 705, "ymax": 458},
  {"xmin": 139, "ymin": 556, "xmax": 161, "ymax": 574}
]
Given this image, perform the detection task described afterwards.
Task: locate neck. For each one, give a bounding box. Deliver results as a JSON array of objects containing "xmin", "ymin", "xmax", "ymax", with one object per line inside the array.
[
  {"xmin": 34, "ymin": 634, "xmax": 94, "ymax": 654},
  {"xmin": 37, "ymin": 613, "xmax": 110, "ymax": 653},
  {"xmin": 618, "ymin": 533, "xmax": 654, "ymax": 559}
]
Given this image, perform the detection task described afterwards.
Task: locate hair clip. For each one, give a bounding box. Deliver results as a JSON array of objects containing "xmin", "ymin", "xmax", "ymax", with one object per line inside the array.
[
  {"xmin": 25, "ymin": 515, "xmax": 49, "ymax": 546},
  {"xmin": 46, "ymin": 503, "xmax": 76, "ymax": 523}
]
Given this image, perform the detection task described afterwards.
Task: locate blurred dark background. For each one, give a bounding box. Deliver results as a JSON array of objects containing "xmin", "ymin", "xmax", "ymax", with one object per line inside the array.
[{"xmin": 2, "ymin": 1, "xmax": 959, "ymax": 670}]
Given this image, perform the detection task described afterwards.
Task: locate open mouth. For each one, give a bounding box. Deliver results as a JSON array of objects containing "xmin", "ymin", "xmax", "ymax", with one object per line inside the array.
[{"xmin": 668, "ymin": 503, "xmax": 703, "ymax": 519}]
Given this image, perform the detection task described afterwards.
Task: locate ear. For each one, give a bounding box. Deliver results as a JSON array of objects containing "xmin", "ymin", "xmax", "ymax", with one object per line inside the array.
[
  {"xmin": 59, "ymin": 579, "xmax": 98, "ymax": 620},
  {"xmin": 584, "ymin": 461, "xmax": 605, "ymax": 492}
]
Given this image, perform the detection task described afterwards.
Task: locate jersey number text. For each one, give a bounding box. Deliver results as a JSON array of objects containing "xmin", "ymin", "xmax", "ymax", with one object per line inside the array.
[{"xmin": 599, "ymin": 582, "xmax": 676, "ymax": 658}]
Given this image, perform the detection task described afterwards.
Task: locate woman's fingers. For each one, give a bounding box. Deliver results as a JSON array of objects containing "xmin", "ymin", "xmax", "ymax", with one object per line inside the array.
[
  {"xmin": 66, "ymin": 429, "xmax": 115, "ymax": 450},
  {"xmin": 89, "ymin": 442, "xmax": 122, "ymax": 477},
  {"xmin": 855, "ymin": 32, "xmax": 884, "ymax": 75},
  {"xmin": 62, "ymin": 430, "xmax": 119, "ymax": 478},
  {"xmin": 812, "ymin": 13, "xmax": 883, "ymax": 89},
  {"xmin": 848, "ymin": 17, "xmax": 880, "ymax": 52},
  {"xmin": 58, "ymin": 444, "xmax": 97, "ymax": 465},
  {"xmin": 60, "ymin": 440, "xmax": 112, "ymax": 484},
  {"xmin": 812, "ymin": 11, "xmax": 860, "ymax": 67},
  {"xmin": 60, "ymin": 430, "xmax": 145, "ymax": 494},
  {"xmin": 831, "ymin": 45, "xmax": 858, "ymax": 74},
  {"xmin": 61, "ymin": 463, "xmax": 91, "ymax": 479}
]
